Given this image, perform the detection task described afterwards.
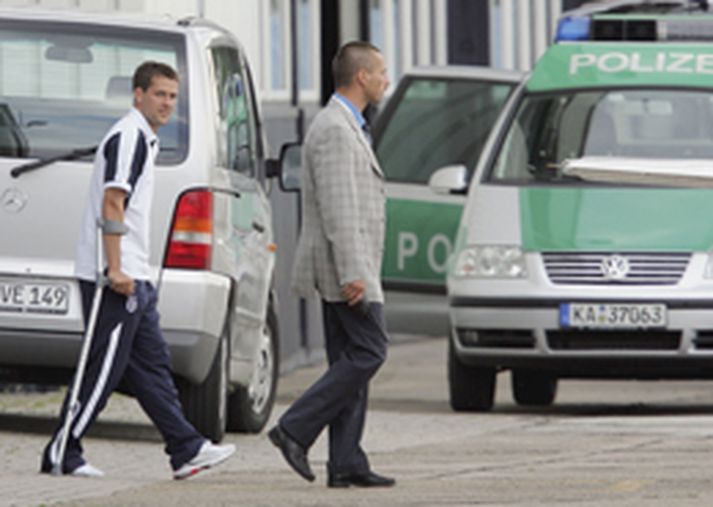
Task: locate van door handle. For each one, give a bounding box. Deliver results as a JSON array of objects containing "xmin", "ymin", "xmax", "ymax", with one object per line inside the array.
[{"xmin": 252, "ymin": 221, "xmax": 265, "ymax": 233}]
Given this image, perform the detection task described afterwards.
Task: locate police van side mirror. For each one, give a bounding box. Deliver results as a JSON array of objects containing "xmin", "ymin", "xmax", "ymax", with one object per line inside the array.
[
  {"xmin": 267, "ymin": 142, "xmax": 302, "ymax": 192},
  {"xmin": 428, "ymin": 164, "xmax": 468, "ymax": 195}
]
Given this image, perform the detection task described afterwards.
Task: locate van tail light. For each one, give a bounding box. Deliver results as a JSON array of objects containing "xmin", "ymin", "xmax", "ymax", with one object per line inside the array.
[{"xmin": 164, "ymin": 190, "xmax": 213, "ymax": 269}]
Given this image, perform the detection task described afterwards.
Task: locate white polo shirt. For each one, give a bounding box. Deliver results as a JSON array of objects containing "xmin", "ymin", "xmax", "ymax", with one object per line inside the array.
[{"xmin": 74, "ymin": 108, "xmax": 159, "ymax": 282}]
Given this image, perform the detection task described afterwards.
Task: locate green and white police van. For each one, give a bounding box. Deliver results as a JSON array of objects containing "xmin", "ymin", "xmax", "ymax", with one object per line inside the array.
[
  {"xmin": 372, "ymin": 66, "xmax": 520, "ymax": 335},
  {"xmin": 432, "ymin": 3, "xmax": 713, "ymax": 411}
]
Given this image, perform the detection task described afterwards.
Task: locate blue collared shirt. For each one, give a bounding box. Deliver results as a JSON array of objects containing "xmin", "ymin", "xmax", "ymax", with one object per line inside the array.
[{"xmin": 333, "ymin": 92, "xmax": 366, "ymax": 129}]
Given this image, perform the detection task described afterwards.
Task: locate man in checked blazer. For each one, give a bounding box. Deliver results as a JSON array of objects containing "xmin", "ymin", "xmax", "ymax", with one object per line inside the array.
[{"xmin": 269, "ymin": 41, "xmax": 394, "ymax": 488}]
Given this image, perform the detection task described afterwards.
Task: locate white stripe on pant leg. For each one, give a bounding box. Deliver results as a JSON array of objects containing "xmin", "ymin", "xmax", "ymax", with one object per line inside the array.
[
  {"xmin": 72, "ymin": 323, "xmax": 122, "ymax": 439},
  {"xmin": 49, "ymin": 426, "xmax": 65, "ymax": 467}
]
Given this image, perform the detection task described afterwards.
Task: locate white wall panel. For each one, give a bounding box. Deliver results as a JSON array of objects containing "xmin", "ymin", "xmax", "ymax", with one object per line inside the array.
[
  {"xmin": 144, "ymin": 0, "xmax": 195, "ymax": 18},
  {"xmin": 39, "ymin": 0, "xmax": 77, "ymax": 8},
  {"xmin": 516, "ymin": 0, "xmax": 531, "ymax": 70},
  {"xmin": 0, "ymin": 0, "xmax": 38, "ymax": 6},
  {"xmin": 533, "ymin": 0, "xmax": 548, "ymax": 64},
  {"xmin": 415, "ymin": 0, "xmax": 429, "ymax": 66},
  {"xmin": 550, "ymin": 0, "xmax": 562, "ymax": 37},
  {"xmin": 117, "ymin": 0, "xmax": 142, "ymax": 10},
  {"xmin": 500, "ymin": 0, "xmax": 515, "ymax": 70},
  {"xmin": 433, "ymin": 0, "xmax": 446, "ymax": 65},
  {"xmin": 399, "ymin": 0, "xmax": 412, "ymax": 73},
  {"xmin": 77, "ymin": 0, "xmax": 113, "ymax": 10},
  {"xmin": 339, "ymin": 0, "xmax": 359, "ymax": 43}
]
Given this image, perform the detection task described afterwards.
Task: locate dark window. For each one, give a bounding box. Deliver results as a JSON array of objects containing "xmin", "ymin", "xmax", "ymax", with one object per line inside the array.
[{"xmin": 374, "ymin": 76, "xmax": 514, "ymax": 184}]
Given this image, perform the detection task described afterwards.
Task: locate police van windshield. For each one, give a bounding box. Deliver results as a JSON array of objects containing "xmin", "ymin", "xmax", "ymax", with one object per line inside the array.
[
  {"xmin": 488, "ymin": 88, "xmax": 713, "ymax": 184},
  {"xmin": 0, "ymin": 21, "xmax": 187, "ymax": 164}
]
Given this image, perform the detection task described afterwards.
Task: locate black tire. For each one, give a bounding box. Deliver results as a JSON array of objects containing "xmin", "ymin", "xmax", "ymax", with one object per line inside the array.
[
  {"xmin": 448, "ymin": 335, "xmax": 496, "ymax": 412},
  {"xmin": 511, "ymin": 369, "xmax": 557, "ymax": 406},
  {"xmin": 226, "ymin": 304, "xmax": 279, "ymax": 433},
  {"xmin": 177, "ymin": 329, "xmax": 228, "ymax": 442}
]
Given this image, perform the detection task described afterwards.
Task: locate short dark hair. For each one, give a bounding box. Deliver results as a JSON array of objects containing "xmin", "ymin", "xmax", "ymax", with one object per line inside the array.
[
  {"xmin": 132, "ymin": 61, "xmax": 179, "ymax": 91},
  {"xmin": 332, "ymin": 41, "xmax": 380, "ymax": 88}
]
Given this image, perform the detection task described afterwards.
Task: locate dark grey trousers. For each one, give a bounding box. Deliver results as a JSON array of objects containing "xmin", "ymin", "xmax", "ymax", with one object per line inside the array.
[{"xmin": 279, "ymin": 300, "xmax": 388, "ymax": 475}]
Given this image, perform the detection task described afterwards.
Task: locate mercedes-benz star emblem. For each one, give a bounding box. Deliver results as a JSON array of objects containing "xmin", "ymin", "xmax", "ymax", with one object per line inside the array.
[
  {"xmin": 600, "ymin": 254, "xmax": 630, "ymax": 281},
  {"xmin": 1, "ymin": 187, "xmax": 28, "ymax": 214}
]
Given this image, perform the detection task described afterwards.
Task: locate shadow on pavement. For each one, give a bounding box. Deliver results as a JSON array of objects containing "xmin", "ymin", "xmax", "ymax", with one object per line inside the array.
[{"xmin": 497, "ymin": 402, "xmax": 713, "ymax": 417}]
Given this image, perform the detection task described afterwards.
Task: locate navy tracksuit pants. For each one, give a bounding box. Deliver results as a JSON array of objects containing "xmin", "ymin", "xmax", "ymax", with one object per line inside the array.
[
  {"xmin": 42, "ymin": 280, "xmax": 204, "ymax": 474},
  {"xmin": 279, "ymin": 301, "xmax": 388, "ymax": 476}
]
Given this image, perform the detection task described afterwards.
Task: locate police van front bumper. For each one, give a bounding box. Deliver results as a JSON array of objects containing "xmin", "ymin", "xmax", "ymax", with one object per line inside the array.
[{"xmin": 449, "ymin": 295, "xmax": 713, "ymax": 378}]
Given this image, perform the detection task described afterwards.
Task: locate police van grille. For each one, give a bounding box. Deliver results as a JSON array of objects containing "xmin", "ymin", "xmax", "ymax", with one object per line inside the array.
[{"xmin": 542, "ymin": 252, "xmax": 690, "ymax": 285}]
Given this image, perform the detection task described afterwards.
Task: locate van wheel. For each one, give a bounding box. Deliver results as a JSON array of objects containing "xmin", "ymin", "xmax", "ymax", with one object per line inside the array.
[
  {"xmin": 178, "ymin": 329, "xmax": 228, "ymax": 443},
  {"xmin": 511, "ymin": 369, "xmax": 557, "ymax": 406},
  {"xmin": 448, "ymin": 335, "xmax": 495, "ymax": 412},
  {"xmin": 227, "ymin": 305, "xmax": 279, "ymax": 433}
]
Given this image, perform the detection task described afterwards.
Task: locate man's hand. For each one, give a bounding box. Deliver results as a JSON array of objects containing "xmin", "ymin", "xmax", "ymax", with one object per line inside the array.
[
  {"xmin": 341, "ymin": 279, "xmax": 365, "ymax": 306},
  {"xmin": 107, "ymin": 268, "xmax": 134, "ymax": 296}
]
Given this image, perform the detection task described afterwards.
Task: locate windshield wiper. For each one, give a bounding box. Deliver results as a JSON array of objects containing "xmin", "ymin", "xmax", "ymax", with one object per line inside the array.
[{"xmin": 10, "ymin": 146, "xmax": 97, "ymax": 179}]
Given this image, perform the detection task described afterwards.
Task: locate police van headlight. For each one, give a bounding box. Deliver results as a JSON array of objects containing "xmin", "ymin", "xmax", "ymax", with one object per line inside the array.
[{"xmin": 452, "ymin": 246, "xmax": 527, "ymax": 279}]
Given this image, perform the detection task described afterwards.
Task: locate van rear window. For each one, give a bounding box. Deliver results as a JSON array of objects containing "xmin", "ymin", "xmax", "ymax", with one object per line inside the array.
[{"xmin": 0, "ymin": 21, "xmax": 188, "ymax": 164}]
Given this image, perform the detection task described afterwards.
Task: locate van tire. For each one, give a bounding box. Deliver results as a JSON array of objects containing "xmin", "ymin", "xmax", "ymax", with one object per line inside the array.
[
  {"xmin": 177, "ymin": 329, "xmax": 228, "ymax": 443},
  {"xmin": 511, "ymin": 369, "xmax": 557, "ymax": 406},
  {"xmin": 226, "ymin": 305, "xmax": 279, "ymax": 433},
  {"xmin": 448, "ymin": 335, "xmax": 496, "ymax": 412}
]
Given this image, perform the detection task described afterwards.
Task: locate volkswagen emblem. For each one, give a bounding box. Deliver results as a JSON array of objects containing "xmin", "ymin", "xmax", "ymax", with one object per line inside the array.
[
  {"xmin": 1, "ymin": 187, "xmax": 28, "ymax": 214},
  {"xmin": 600, "ymin": 254, "xmax": 630, "ymax": 281}
]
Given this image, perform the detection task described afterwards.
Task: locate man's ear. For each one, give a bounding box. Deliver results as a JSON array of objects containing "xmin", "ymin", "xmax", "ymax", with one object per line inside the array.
[
  {"xmin": 355, "ymin": 68, "xmax": 368, "ymax": 87},
  {"xmin": 133, "ymin": 87, "xmax": 143, "ymax": 107}
]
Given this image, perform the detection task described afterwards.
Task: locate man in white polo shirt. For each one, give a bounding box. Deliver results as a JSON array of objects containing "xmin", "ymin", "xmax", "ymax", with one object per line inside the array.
[{"xmin": 41, "ymin": 61, "xmax": 234, "ymax": 480}]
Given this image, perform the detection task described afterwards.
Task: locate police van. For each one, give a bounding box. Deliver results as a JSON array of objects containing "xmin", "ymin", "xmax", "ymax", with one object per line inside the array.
[
  {"xmin": 0, "ymin": 8, "xmax": 278, "ymax": 441},
  {"xmin": 372, "ymin": 66, "xmax": 520, "ymax": 336},
  {"xmin": 432, "ymin": 1, "xmax": 713, "ymax": 411}
]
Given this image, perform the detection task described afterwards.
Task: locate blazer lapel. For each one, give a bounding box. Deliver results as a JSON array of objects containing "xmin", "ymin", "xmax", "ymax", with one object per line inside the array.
[{"xmin": 329, "ymin": 98, "xmax": 384, "ymax": 178}]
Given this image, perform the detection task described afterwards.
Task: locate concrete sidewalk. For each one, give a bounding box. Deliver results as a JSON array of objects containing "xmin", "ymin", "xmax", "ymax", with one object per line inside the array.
[
  {"xmin": 6, "ymin": 336, "xmax": 713, "ymax": 506},
  {"xmin": 0, "ymin": 336, "xmax": 448, "ymax": 507}
]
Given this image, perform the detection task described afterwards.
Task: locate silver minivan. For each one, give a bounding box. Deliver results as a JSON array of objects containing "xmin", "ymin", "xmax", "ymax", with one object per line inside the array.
[{"xmin": 0, "ymin": 8, "xmax": 277, "ymax": 441}]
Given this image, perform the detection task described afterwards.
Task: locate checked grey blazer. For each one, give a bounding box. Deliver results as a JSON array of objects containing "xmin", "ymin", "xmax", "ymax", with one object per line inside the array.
[{"xmin": 291, "ymin": 96, "xmax": 386, "ymax": 303}]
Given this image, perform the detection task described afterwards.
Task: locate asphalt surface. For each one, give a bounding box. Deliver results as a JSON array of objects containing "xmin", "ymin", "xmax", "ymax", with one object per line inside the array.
[{"xmin": 4, "ymin": 337, "xmax": 713, "ymax": 506}]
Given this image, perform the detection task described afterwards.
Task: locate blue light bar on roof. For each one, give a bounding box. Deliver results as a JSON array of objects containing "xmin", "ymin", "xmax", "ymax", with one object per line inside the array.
[{"xmin": 555, "ymin": 16, "xmax": 591, "ymax": 42}]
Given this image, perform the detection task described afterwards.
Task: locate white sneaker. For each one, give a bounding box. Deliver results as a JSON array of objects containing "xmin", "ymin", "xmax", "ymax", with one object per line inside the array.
[
  {"xmin": 173, "ymin": 441, "xmax": 235, "ymax": 480},
  {"xmin": 70, "ymin": 463, "xmax": 105, "ymax": 478}
]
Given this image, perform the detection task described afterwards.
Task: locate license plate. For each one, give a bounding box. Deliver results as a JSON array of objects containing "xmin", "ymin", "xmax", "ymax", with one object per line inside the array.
[
  {"xmin": 0, "ymin": 280, "xmax": 70, "ymax": 315},
  {"xmin": 560, "ymin": 303, "xmax": 667, "ymax": 329}
]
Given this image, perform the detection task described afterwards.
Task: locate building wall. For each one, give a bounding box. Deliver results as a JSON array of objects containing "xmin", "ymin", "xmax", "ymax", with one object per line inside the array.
[{"xmin": 0, "ymin": 0, "xmax": 575, "ymax": 97}]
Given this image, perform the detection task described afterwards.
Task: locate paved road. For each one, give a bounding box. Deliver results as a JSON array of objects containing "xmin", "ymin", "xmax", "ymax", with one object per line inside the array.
[{"xmin": 4, "ymin": 337, "xmax": 713, "ymax": 506}]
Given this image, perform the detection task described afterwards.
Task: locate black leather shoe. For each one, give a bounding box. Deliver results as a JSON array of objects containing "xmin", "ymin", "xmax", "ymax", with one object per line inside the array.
[
  {"xmin": 328, "ymin": 470, "xmax": 396, "ymax": 488},
  {"xmin": 268, "ymin": 425, "xmax": 315, "ymax": 482}
]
